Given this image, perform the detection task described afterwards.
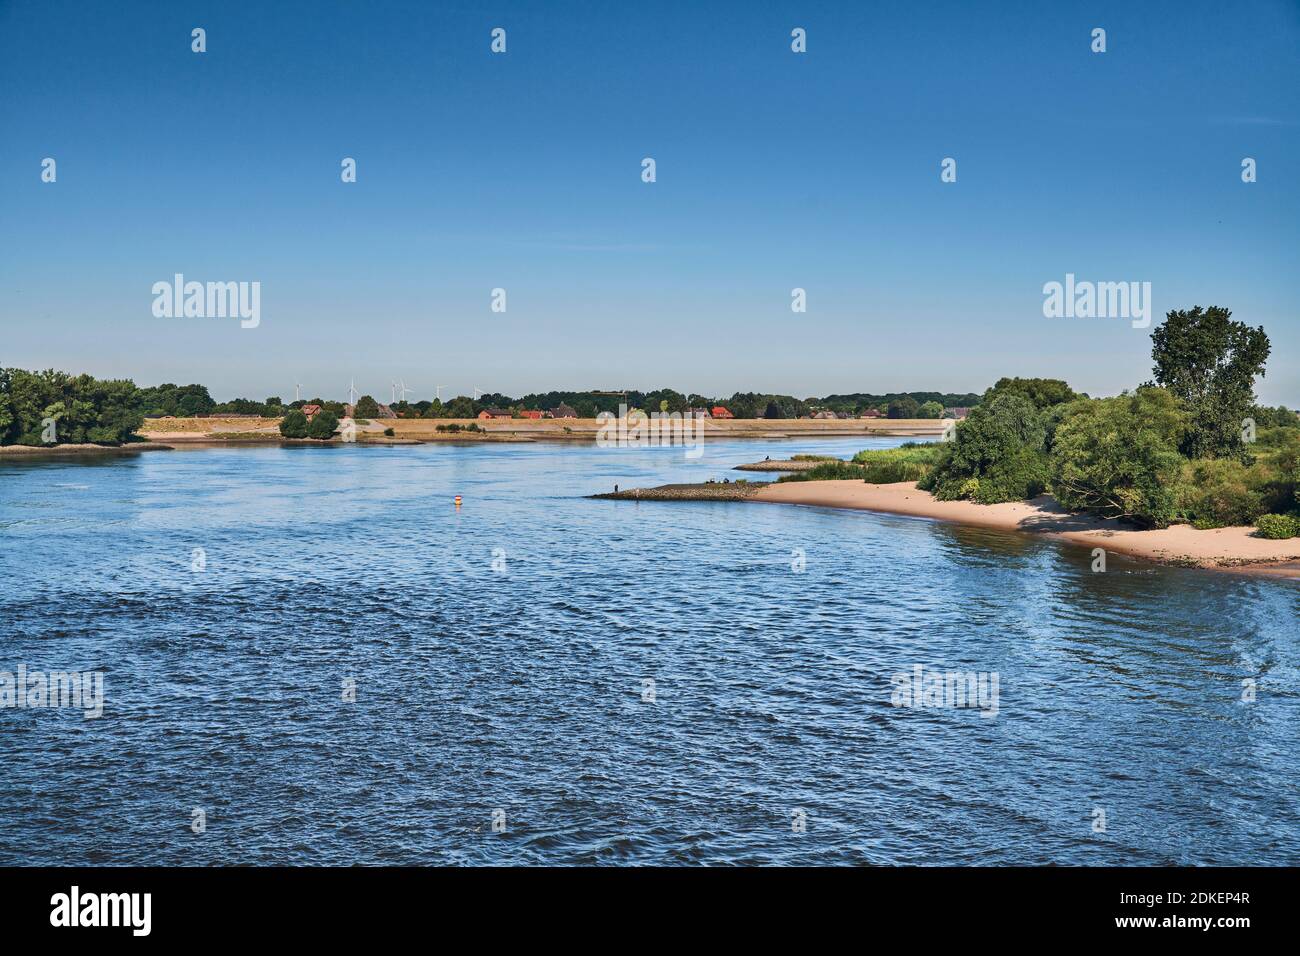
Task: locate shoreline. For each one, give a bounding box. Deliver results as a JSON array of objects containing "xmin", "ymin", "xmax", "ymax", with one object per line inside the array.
[
  {"xmin": 137, "ymin": 416, "xmax": 946, "ymax": 445},
  {"xmin": 752, "ymin": 480, "xmax": 1300, "ymax": 578},
  {"xmin": 0, "ymin": 443, "xmax": 174, "ymax": 458}
]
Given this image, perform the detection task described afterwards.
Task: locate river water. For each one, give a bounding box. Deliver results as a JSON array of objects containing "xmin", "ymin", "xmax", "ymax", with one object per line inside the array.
[{"xmin": 1, "ymin": 438, "xmax": 1297, "ymax": 864}]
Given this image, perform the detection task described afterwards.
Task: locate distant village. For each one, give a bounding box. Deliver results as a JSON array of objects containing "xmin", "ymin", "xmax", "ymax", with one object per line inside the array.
[{"xmin": 132, "ymin": 382, "xmax": 983, "ymax": 423}]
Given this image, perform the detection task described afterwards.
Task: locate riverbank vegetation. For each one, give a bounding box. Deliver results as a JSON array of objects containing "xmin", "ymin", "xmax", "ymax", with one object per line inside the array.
[
  {"xmin": 912, "ymin": 307, "xmax": 1299, "ymax": 535},
  {"xmin": 0, "ymin": 368, "xmax": 143, "ymax": 446}
]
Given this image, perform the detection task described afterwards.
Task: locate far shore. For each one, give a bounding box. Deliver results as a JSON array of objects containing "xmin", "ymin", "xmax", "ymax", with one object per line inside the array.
[{"xmin": 135, "ymin": 415, "xmax": 946, "ymax": 445}]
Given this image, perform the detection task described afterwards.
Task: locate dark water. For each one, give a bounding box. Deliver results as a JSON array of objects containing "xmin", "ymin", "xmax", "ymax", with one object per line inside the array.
[{"xmin": 1, "ymin": 439, "xmax": 1297, "ymax": 865}]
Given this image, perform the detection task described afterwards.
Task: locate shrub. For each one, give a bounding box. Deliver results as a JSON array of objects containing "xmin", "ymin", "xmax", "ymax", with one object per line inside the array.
[
  {"xmin": 383, "ymin": 427, "xmax": 395, "ymax": 437},
  {"xmin": 279, "ymin": 409, "xmax": 309, "ymax": 438},
  {"xmin": 919, "ymin": 394, "xmax": 1048, "ymax": 502},
  {"xmin": 1049, "ymin": 388, "xmax": 1186, "ymax": 528},
  {"xmin": 1255, "ymin": 514, "xmax": 1299, "ymax": 539},
  {"xmin": 306, "ymin": 409, "xmax": 339, "ymax": 440},
  {"xmin": 967, "ymin": 446, "xmax": 1051, "ymax": 504},
  {"xmin": 1174, "ymin": 458, "xmax": 1266, "ymax": 528}
]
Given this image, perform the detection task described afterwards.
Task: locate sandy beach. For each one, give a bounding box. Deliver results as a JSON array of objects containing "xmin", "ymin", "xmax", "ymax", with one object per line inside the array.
[{"xmin": 754, "ymin": 480, "xmax": 1300, "ymax": 576}]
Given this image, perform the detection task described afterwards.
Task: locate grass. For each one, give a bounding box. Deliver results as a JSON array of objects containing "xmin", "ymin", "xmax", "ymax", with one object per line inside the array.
[{"xmin": 777, "ymin": 442, "xmax": 944, "ymax": 483}]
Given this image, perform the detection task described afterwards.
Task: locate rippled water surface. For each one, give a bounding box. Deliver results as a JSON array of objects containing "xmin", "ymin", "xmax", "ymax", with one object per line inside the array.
[{"xmin": 1, "ymin": 438, "xmax": 1298, "ymax": 865}]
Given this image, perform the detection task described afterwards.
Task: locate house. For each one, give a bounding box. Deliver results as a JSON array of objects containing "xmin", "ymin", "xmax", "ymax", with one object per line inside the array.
[
  {"xmin": 302, "ymin": 404, "xmax": 322, "ymax": 421},
  {"xmin": 860, "ymin": 409, "xmax": 883, "ymax": 418},
  {"xmin": 479, "ymin": 408, "xmax": 512, "ymax": 420},
  {"xmin": 943, "ymin": 407, "xmax": 972, "ymax": 420},
  {"xmin": 519, "ymin": 409, "xmax": 544, "ymax": 420},
  {"xmin": 711, "ymin": 406, "xmax": 734, "ymax": 419},
  {"xmin": 812, "ymin": 410, "xmax": 837, "ymax": 420},
  {"xmin": 683, "ymin": 407, "xmax": 712, "ymax": 419},
  {"xmin": 549, "ymin": 403, "xmax": 578, "ymax": 419}
]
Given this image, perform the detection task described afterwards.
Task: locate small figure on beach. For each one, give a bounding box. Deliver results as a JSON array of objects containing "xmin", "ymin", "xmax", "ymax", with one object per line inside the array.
[{"xmin": 614, "ymin": 484, "xmax": 619, "ymax": 493}]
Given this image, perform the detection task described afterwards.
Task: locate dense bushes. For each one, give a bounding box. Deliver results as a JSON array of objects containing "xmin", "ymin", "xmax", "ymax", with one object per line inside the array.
[
  {"xmin": 1255, "ymin": 514, "xmax": 1299, "ymax": 539},
  {"xmin": 1, "ymin": 368, "xmax": 143, "ymax": 446},
  {"xmin": 1048, "ymin": 389, "xmax": 1186, "ymax": 528},
  {"xmin": 306, "ymin": 410, "xmax": 339, "ymax": 440},
  {"xmin": 279, "ymin": 409, "xmax": 309, "ymax": 438},
  {"xmin": 918, "ymin": 393, "xmax": 1050, "ymax": 503},
  {"xmin": 1176, "ymin": 459, "xmax": 1265, "ymax": 529}
]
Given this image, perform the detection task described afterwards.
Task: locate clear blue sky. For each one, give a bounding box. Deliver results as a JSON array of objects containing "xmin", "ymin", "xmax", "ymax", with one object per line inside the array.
[{"xmin": 1, "ymin": 0, "xmax": 1297, "ymax": 403}]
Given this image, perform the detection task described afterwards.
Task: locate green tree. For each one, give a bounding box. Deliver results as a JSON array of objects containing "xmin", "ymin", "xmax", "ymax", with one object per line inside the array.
[
  {"xmin": 445, "ymin": 395, "xmax": 475, "ymax": 418},
  {"xmin": 917, "ymin": 401, "xmax": 944, "ymax": 419},
  {"xmin": 919, "ymin": 392, "xmax": 1050, "ymax": 503},
  {"xmin": 1150, "ymin": 306, "xmax": 1269, "ymax": 459},
  {"xmin": 1049, "ymin": 388, "xmax": 1187, "ymax": 527},
  {"xmin": 307, "ymin": 409, "xmax": 339, "ymax": 439},
  {"xmin": 763, "ymin": 400, "xmax": 784, "ymax": 419},
  {"xmin": 887, "ymin": 397, "xmax": 919, "ymax": 419},
  {"xmin": 355, "ymin": 395, "xmax": 380, "ymax": 418},
  {"xmin": 1, "ymin": 368, "xmax": 142, "ymax": 445},
  {"xmin": 279, "ymin": 409, "xmax": 309, "ymax": 438},
  {"xmin": 984, "ymin": 377, "xmax": 1078, "ymax": 409}
]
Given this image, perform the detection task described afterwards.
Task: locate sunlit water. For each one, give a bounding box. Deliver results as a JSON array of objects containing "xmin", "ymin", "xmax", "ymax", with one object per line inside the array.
[{"xmin": 1, "ymin": 438, "xmax": 1297, "ymax": 865}]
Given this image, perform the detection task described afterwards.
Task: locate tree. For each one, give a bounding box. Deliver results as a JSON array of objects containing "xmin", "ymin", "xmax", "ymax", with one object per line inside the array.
[
  {"xmin": 279, "ymin": 409, "xmax": 309, "ymax": 438},
  {"xmin": 919, "ymin": 392, "xmax": 1050, "ymax": 503},
  {"xmin": 445, "ymin": 395, "xmax": 475, "ymax": 418},
  {"xmin": 984, "ymin": 377, "xmax": 1078, "ymax": 409},
  {"xmin": 307, "ymin": 409, "xmax": 339, "ymax": 439},
  {"xmin": 763, "ymin": 401, "xmax": 784, "ymax": 419},
  {"xmin": 1, "ymin": 368, "xmax": 142, "ymax": 445},
  {"xmin": 917, "ymin": 401, "xmax": 944, "ymax": 419},
  {"xmin": 887, "ymin": 397, "xmax": 919, "ymax": 419},
  {"xmin": 1150, "ymin": 306, "xmax": 1269, "ymax": 459},
  {"xmin": 355, "ymin": 395, "xmax": 380, "ymax": 418},
  {"xmin": 1049, "ymin": 388, "xmax": 1187, "ymax": 527}
]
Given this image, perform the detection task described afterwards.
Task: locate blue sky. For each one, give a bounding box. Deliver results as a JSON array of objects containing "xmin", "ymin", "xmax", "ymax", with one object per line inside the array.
[{"xmin": 1, "ymin": 0, "xmax": 1297, "ymax": 403}]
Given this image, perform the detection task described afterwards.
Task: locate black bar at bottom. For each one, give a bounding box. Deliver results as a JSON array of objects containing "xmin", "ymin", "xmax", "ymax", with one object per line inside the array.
[{"xmin": 0, "ymin": 866, "xmax": 1281, "ymax": 941}]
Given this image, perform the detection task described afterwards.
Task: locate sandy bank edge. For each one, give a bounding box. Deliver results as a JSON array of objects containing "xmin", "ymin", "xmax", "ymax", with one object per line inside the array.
[{"xmin": 752, "ymin": 480, "xmax": 1300, "ymax": 577}]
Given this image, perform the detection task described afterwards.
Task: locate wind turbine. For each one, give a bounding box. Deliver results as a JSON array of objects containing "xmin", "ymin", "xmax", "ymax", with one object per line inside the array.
[
  {"xmin": 294, "ymin": 383, "xmax": 303, "ymax": 402},
  {"xmin": 473, "ymin": 387, "xmax": 484, "ymax": 401},
  {"xmin": 396, "ymin": 380, "xmax": 414, "ymax": 402},
  {"xmin": 390, "ymin": 382, "xmax": 398, "ymax": 404},
  {"xmin": 435, "ymin": 385, "xmax": 448, "ymax": 401},
  {"xmin": 348, "ymin": 378, "xmax": 358, "ymax": 405}
]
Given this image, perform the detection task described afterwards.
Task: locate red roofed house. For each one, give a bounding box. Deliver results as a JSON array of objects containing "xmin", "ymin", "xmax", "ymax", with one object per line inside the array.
[
  {"xmin": 860, "ymin": 408, "xmax": 883, "ymax": 418},
  {"xmin": 711, "ymin": 406, "xmax": 734, "ymax": 419},
  {"xmin": 519, "ymin": 409, "xmax": 544, "ymax": 420},
  {"xmin": 301, "ymin": 404, "xmax": 322, "ymax": 421},
  {"xmin": 478, "ymin": 408, "xmax": 512, "ymax": 420}
]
